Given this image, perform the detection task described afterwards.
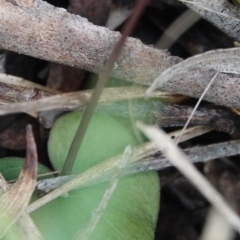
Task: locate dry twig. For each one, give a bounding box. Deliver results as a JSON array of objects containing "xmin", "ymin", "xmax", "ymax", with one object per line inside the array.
[{"xmin": 0, "ymin": 0, "xmax": 180, "ymax": 86}]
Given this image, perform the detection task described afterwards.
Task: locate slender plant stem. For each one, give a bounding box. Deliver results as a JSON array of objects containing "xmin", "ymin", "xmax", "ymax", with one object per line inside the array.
[
  {"xmin": 61, "ymin": 0, "xmax": 150, "ymax": 175},
  {"xmin": 176, "ymin": 71, "xmax": 219, "ymax": 144}
]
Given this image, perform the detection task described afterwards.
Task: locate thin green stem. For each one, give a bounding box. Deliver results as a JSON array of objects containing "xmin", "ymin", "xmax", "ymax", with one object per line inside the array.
[{"xmin": 61, "ymin": 0, "xmax": 150, "ymax": 175}]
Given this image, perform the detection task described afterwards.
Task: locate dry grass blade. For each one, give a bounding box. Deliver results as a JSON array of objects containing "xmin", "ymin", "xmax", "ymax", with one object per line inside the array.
[
  {"xmin": 0, "ymin": 86, "xmax": 184, "ymax": 115},
  {"xmin": 200, "ymin": 208, "xmax": 233, "ymax": 240},
  {"xmin": 1, "ymin": 179, "xmax": 42, "ymax": 240},
  {"xmin": 168, "ymin": 125, "xmax": 213, "ymax": 141},
  {"xmin": 0, "ymin": 175, "xmax": 43, "ymax": 240},
  {"xmin": 136, "ymin": 122, "xmax": 240, "ymax": 234},
  {"xmin": 0, "ymin": 174, "xmax": 8, "ymax": 193},
  {"xmin": 156, "ymin": 9, "xmax": 201, "ymax": 49},
  {"xmin": 0, "ymin": 125, "xmax": 37, "ymax": 238},
  {"xmin": 176, "ymin": 71, "xmax": 219, "ymax": 144},
  {"xmin": 147, "ymin": 48, "xmax": 240, "ymax": 96},
  {"xmin": 179, "ymin": 0, "xmax": 240, "ymax": 42},
  {"xmin": 28, "ymin": 125, "xmax": 212, "ymax": 212}
]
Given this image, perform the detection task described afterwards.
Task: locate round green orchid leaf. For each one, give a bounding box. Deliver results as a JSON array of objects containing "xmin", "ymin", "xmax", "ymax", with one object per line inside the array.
[
  {"xmin": 32, "ymin": 111, "xmax": 160, "ymax": 240},
  {"xmin": 31, "ymin": 171, "xmax": 159, "ymax": 240},
  {"xmin": 48, "ymin": 111, "xmax": 141, "ymax": 174},
  {"xmin": 0, "ymin": 157, "xmax": 51, "ymax": 181}
]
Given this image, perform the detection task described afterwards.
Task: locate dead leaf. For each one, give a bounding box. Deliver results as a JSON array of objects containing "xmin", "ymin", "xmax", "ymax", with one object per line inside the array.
[
  {"xmin": 0, "ymin": 125, "xmax": 37, "ymax": 238},
  {"xmin": 147, "ymin": 48, "xmax": 240, "ymax": 95}
]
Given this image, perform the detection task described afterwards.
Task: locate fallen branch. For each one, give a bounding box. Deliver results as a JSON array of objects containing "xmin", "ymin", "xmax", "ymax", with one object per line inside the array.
[
  {"xmin": 0, "ymin": 0, "xmax": 180, "ymax": 86},
  {"xmin": 35, "ymin": 139, "xmax": 240, "ymax": 194},
  {"xmin": 1, "ymin": 1, "xmax": 240, "ymax": 108}
]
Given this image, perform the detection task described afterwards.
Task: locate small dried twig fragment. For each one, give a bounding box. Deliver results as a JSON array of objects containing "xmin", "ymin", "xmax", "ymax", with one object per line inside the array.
[
  {"xmin": 135, "ymin": 139, "xmax": 240, "ymax": 173},
  {"xmin": 0, "ymin": 73, "xmax": 59, "ymax": 94},
  {"xmin": 0, "ymin": 125, "xmax": 37, "ymax": 237}
]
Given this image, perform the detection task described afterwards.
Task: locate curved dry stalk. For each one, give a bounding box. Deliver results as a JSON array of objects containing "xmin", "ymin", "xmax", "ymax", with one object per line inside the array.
[
  {"xmin": 200, "ymin": 208, "xmax": 233, "ymax": 240},
  {"xmin": 176, "ymin": 71, "xmax": 219, "ymax": 144},
  {"xmin": 156, "ymin": 8, "xmax": 201, "ymax": 49},
  {"xmin": 136, "ymin": 122, "xmax": 240, "ymax": 234},
  {"xmin": 0, "ymin": 175, "xmax": 43, "ymax": 240},
  {"xmin": 0, "ymin": 125, "xmax": 37, "ymax": 238},
  {"xmin": 0, "ymin": 86, "xmax": 184, "ymax": 115}
]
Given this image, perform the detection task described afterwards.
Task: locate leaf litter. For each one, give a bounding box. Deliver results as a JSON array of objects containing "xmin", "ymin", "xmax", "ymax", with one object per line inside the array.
[
  {"xmin": 0, "ymin": 125, "xmax": 42, "ymax": 239},
  {"xmin": 1, "ymin": 0, "xmax": 240, "ymax": 239},
  {"xmin": 146, "ymin": 48, "xmax": 240, "ymax": 96}
]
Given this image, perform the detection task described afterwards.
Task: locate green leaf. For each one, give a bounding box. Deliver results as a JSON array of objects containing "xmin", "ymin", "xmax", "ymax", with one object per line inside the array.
[
  {"xmin": 47, "ymin": 112, "xmax": 141, "ymax": 174},
  {"xmin": 32, "ymin": 112, "xmax": 160, "ymax": 240},
  {"xmin": 0, "ymin": 157, "xmax": 51, "ymax": 181},
  {"xmin": 31, "ymin": 172, "xmax": 159, "ymax": 240}
]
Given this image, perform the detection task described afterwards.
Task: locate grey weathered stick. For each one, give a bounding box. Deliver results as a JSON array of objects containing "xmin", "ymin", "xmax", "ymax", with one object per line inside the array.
[
  {"xmin": 1, "ymin": 1, "xmax": 240, "ymax": 109},
  {"xmin": 134, "ymin": 139, "xmax": 240, "ymax": 172},
  {"xmin": 0, "ymin": 0, "xmax": 180, "ymax": 86},
  {"xmin": 35, "ymin": 139, "xmax": 240, "ymax": 194}
]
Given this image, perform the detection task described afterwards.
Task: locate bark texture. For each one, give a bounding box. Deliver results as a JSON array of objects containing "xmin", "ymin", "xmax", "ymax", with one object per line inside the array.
[{"xmin": 0, "ymin": 0, "xmax": 180, "ymax": 86}]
